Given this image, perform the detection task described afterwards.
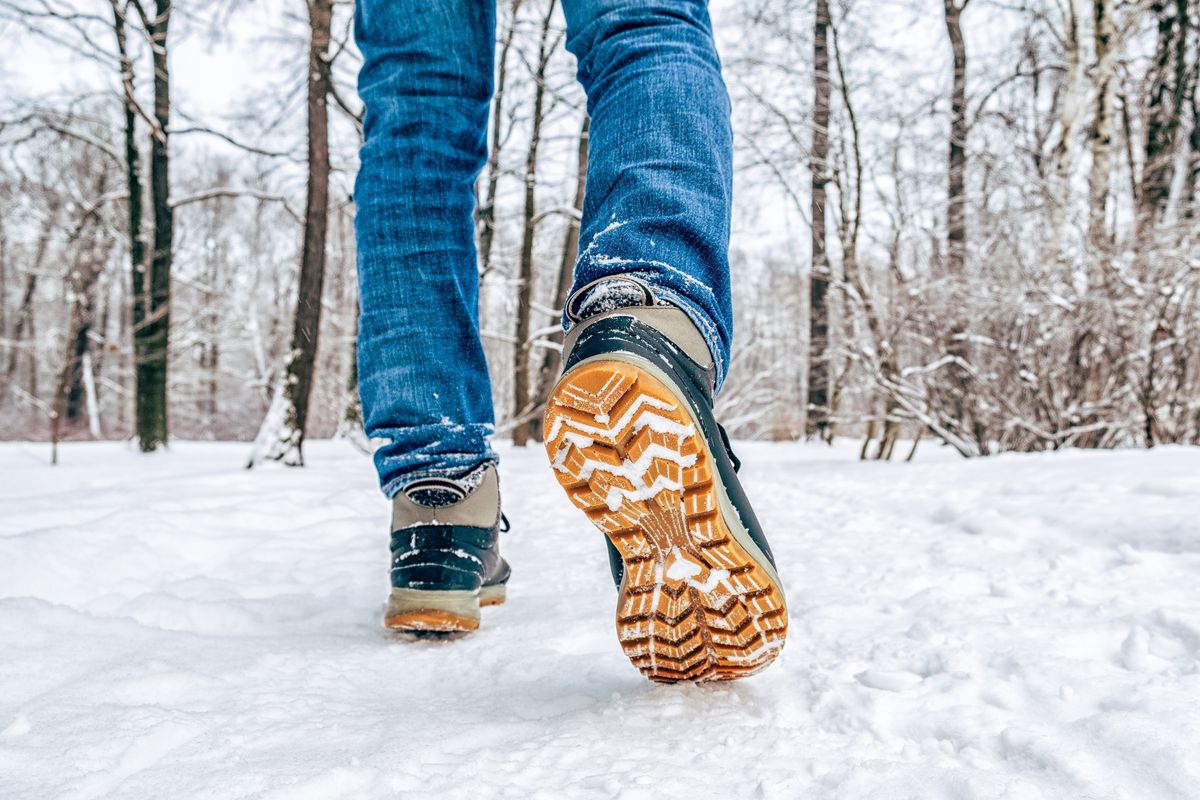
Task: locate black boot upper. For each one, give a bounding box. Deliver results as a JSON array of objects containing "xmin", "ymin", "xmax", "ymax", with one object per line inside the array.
[
  {"xmin": 389, "ymin": 466, "xmax": 511, "ymax": 592},
  {"xmin": 389, "ymin": 521, "xmax": 511, "ymax": 592}
]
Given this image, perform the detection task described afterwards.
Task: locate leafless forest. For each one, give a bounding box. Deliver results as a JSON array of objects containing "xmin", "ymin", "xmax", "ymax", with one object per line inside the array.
[{"xmin": 1, "ymin": 0, "xmax": 1198, "ymax": 464}]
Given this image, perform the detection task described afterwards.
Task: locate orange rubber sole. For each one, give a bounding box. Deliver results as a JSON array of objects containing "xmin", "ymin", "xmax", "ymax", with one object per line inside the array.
[
  {"xmin": 384, "ymin": 584, "xmax": 506, "ymax": 634},
  {"xmin": 385, "ymin": 609, "xmax": 479, "ymax": 633},
  {"xmin": 544, "ymin": 359, "xmax": 787, "ymax": 682}
]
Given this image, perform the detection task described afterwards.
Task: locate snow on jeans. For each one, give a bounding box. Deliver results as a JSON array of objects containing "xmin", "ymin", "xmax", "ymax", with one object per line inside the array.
[{"xmin": 353, "ymin": 0, "xmax": 734, "ymax": 496}]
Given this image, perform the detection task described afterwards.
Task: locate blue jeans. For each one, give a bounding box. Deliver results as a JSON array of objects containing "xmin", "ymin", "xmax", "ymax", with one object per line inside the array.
[{"xmin": 354, "ymin": 0, "xmax": 733, "ymax": 497}]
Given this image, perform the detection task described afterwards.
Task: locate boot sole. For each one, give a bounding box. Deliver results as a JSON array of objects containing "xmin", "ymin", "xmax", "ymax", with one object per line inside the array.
[
  {"xmin": 544, "ymin": 358, "xmax": 787, "ymax": 682},
  {"xmin": 384, "ymin": 584, "xmax": 506, "ymax": 633}
]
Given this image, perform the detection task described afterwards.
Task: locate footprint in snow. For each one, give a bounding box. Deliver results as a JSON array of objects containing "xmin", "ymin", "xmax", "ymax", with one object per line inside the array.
[{"xmin": 854, "ymin": 669, "xmax": 924, "ymax": 692}]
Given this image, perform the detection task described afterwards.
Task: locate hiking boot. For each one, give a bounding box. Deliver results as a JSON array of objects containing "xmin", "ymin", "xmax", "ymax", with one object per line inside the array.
[
  {"xmin": 543, "ymin": 279, "xmax": 787, "ymax": 682},
  {"xmin": 385, "ymin": 463, "xmax": 511, "ymax": 633}
]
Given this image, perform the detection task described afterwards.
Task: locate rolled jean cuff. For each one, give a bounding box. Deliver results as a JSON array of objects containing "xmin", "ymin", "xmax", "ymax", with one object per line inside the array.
[
  {"xmin": 375, "ymin": 424, "xmax": 498, "ymax": 499},
  {"xmin": 565, "ymin": 267, "xmax": 729, "ymax": 391}
]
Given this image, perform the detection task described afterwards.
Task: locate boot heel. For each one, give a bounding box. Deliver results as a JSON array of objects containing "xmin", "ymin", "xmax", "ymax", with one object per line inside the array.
[
  {"xmin": 384, "ymin": 588, "xmax": 481, "ymax": 632},
  {"xmin": 478, "ymin": 583, "xmax": 507, "ymax": 607}
]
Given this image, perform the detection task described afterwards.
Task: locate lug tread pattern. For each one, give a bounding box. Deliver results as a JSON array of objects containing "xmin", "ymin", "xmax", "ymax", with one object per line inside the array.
[{"xmin": 544, "ymin": 361, "xmax": 786, "ymax": 682}]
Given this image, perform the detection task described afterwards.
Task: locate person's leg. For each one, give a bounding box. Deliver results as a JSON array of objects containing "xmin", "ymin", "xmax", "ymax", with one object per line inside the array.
[
  {"xmin": 544, "ymin": 1, "xmax": 786, "ymax": 681},
  {"xmin": 356, "ymin": 1, "xmax": 511, "ymax": 634},
  {"xmin": 354, "ymin": 0, "xmax": 497, "ymax": 497},
  {"xmin": 561, "ymin": 0, "xmax": 734, "ymax": 388}
]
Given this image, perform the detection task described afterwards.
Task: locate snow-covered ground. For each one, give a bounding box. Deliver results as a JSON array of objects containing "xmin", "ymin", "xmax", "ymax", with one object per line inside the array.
[{"xmin": 2, "ymin": 439, "xmax": 1199, "ymax": 799}]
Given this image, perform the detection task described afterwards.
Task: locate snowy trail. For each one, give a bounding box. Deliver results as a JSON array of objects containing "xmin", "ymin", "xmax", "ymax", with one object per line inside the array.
[{"xmin": 2, "ymin": 440, "xmax": 1199, "ymax": 799}]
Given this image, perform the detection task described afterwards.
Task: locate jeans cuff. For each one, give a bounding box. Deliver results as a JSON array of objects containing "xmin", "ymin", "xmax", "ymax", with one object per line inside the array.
[
  {"xmin": 378, "ymin": 453, "xmax": 497, "ymax": 499},
  {"xmin": 564, "ymin": 268, "xmax": 728, "ymax": 391}
]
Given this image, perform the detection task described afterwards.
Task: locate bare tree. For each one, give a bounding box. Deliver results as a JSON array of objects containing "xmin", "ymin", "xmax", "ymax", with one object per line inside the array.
[
  {"xmin": 940, "ymin": 0, "xmax": 975, "ymax": 443},
  {"xmin": 107, "ymin": 0, "xmax": 150, "ymax": 442},
  {"xmin": 124, "ymin": 0, "xmax": 175, "ymax": 452},
  {"xmin": 1087, "ymin": 0, "xmax": 1116, "ymax": 252},
  {"xmin": 249, "ymin": 0, "xmax": 333, "ymax": 466},
  {"xmin": 528, "ymin": 113, "xmax": 589, "ymax": 443},
  {"xmin": 478, "ymin": 0, "xmax": 525, "ymax": 279},
  {"xmin": 3, "ymin": 199, "xmax": 59, "ymax": 390},
  {"xmin": 511, "ymin": 0, "xmax": 560, "ymax": 448},
  {"xmin": 807, "ymin": 0, "xmax": 833, "ymax": 440},
  {"xmin": 944, "ymin": 0, "xmax": 970, "ymax": 279},
  {"xmin": 1140, "ymin": 0, "xmax": 1198, "ymax": 228},
  {"xmin": 50, "ymin": 195, "xmax": 113, "ymax": 463}
]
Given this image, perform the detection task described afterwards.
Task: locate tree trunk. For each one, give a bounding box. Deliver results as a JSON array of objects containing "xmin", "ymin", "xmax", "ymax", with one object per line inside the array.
[
  {"xmin": 529, "ymin": 114, "xmax": 589, "ymax": 443},
  {"xmin": 51, "ymin": 220, "xmax": 107, "ymax": 463},
  {"xmin": 829, "ymin": 15, "xmax": 863, "ymax": 443},
  {"xmin": 111, "ymin": 0, "xmax": 147, "ymax": 440},
  {"xmin": 510, "ymin": 0, "xmax": 557, "ymax": 448},
  {"xmin": 81, "ymin": 350, "xmax": 102, "ymax": 438},
  {"xmin": 943, "ymin": 0, "xmax": 973, "ymax": 439},
  {"xmin": 0, "ymin": 230, "xmax": 6, "ymax": 341},
  {"xmin": 252, "ymin": 0, "xmax": 333, "ymax": 466},
  {"xmin": 1049, "ymin": 0, "xmax": 1083, "ymax": 253},
  {"xmin": 6, "ymin": 272, "xmax": 40, "ymax": 385},
  {"xmin": 1139, "ymin": 0, "xmax": 1193, "ymax": 228},
  {"xmin": 135, "ymin": 0, "xmax": 173, "ymax": 452},
  {"xmin": 198, "ymin": 216, "xmax": 222, "ymax": 429},
  {"xmin": 64, "ymin": 316, "xmax": 92, "ymax": 423},
  {"xmin": 4, "ymin": 203, "xmax": 58, "ymax": 386},
  {"xmin": 1087, "ymin": 0, "xmax": 1116, "ymax": 252},
  {"xmin": 807, "ymin": 0, "xmax": 832, "ymax": 441},
  {"xmin": 1189, "ymin": 66, "xmax": 1200, "ymax": 216},
  {"xmin": 477, "ymin": 0, "xmax": 525, "ymax": 279},
  {"xmin": 944, "ymin": 0, "xmax": 969, "ymax": 278}
]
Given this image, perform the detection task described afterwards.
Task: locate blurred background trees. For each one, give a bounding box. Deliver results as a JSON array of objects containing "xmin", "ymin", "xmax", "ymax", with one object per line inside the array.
[{"xmin": 1, "ymin": 0, "xmax": 1197, "ymax": 463}]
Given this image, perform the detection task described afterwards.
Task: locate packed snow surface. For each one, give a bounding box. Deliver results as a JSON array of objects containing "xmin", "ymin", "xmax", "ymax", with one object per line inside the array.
[{"xmin": 3, "ymin": 440, "xmax": 1200, "ymax": 799}]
